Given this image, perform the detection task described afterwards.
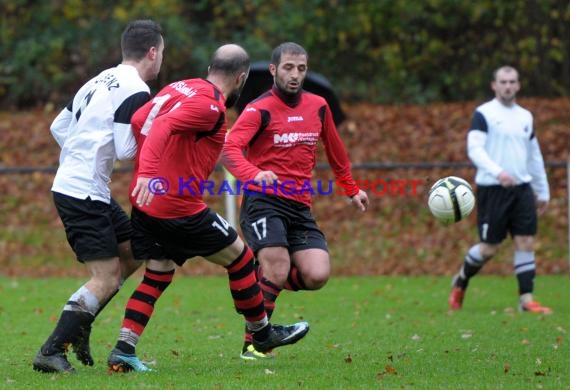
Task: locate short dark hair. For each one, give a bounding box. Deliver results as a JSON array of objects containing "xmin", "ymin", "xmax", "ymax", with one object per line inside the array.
[
  {"xmin": 270, "ymin": 42, "xmax": 308, "ymax": 65},
  {"xmin": 209, "ymin": 44, "xmax": 250, "ymax": 76},
  {"xmin": 121, "ymin": 19, "xmax": 163, "ymax": 61},
  {"xmin": 493, "ymin": 65, "xmax": 518, "ymax": 81}
]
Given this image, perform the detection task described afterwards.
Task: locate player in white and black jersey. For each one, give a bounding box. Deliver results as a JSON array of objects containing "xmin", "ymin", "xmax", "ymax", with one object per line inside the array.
[
  {"xmin": 33, "ymin": 19, "xmax": 164, "ymax": 374},
  {"xmin": 448, "ymin": 66, "xmax": 551, "ymax": 314}
]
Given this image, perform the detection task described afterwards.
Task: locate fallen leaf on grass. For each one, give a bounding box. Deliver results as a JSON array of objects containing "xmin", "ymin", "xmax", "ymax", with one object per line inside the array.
[{"xmin": 376, "ymin": 365, "xmax": 398, "ymax": 380}]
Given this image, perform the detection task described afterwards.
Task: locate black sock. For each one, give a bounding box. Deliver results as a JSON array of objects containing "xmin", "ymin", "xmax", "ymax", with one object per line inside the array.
[
  {"xmin": 41, "ymin": 310, "xmax": 94, "ymax": 355},
  {"xmin": 455, "ymin": 245, "xmax": 487, "ymax": 289},
  {"xmin": 456, "ymin": 261, "xmax": 482, "ymax": 289},
  {"xmin": 115, "ymin": 340, "xmax": 135, "ymax": 355},
  {"xmin": 517, "ymin": 269, "xmax": 535, "ymax": 295},
  {"xmin": 251, "ymin": 323, "xmax": 271, "ymax": 342}
]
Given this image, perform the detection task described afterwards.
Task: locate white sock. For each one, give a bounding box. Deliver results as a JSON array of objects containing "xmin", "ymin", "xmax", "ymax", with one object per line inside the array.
[
  {"xmin": 519, "ymin": 292, "xmax": 533, "ymax": 305},
  {"xmin": 66, "ymin": 285, "xmax": 101, "ymax": 315}
]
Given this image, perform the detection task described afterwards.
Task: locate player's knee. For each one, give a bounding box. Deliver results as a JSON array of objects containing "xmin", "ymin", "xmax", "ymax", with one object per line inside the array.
[
  {"xmin": 479, "ymin": 243, "xmax": 499, "ymax": 258},
  {"xmin": 303, "ymin": 270, "xmax": 330, "ymax": 290}
]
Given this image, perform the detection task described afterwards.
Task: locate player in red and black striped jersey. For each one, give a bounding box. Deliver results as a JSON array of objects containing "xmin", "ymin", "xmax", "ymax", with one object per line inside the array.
[
  {"xmin": 222, "ymin": 42, "xmax": 369, "ymax": 359},
  {"xmin": 106, "ymin": 44, "xmax": 309, "ymax": 373}
]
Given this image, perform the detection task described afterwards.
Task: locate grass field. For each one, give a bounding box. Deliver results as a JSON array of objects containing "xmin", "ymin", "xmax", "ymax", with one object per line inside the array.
[{"xmin": 0, "ymin": 275, "xmax": 568, "ymax": 389}]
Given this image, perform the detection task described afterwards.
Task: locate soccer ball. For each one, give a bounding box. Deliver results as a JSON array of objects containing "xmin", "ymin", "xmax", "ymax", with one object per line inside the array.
[{"xmin": 427, "ymin": 176, "xmax": 475, "ymax": 225}]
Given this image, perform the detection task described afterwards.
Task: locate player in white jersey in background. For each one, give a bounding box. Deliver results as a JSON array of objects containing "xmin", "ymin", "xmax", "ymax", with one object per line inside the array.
[
  {"xmin": 33, "ymin": 19, "xmax": 164, "ymax": 374},
  {"xmin": 448, "ymin": 65, "xmax": 551, "ymax": 314}
]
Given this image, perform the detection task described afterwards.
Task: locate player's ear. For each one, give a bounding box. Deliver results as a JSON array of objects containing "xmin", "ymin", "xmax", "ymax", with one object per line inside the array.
[
  {"xmin": 235, "ymin": 71, "xmax": 248, "ymax": 91},
  {"xmin": 148, "ymin": 46, "xmax": 157, "ymax": 60},
  {"xmin": 269, "ymin": 63, "xmax": 277, "ymax": 77}
]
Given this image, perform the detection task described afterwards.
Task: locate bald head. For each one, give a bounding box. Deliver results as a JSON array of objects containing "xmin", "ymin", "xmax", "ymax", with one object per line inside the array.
[
  {"xmin": 207, "ymin": 44, "xmax": 250, "ymax": 109},
  {"xmin": 209, "ymin": 44, "xmax": 250, "ymax": 77}
]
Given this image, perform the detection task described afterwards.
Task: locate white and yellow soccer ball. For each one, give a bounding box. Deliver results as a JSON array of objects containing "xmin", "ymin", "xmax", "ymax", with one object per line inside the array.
[{"xmin": 427, "ymin": 176, "xmax": 475, "ymax": 225}]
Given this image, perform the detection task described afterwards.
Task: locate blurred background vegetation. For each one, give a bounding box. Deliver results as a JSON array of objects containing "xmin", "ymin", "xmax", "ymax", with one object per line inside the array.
[
  {"xmin": 2, "ymin": 0, "xmax": 570, "ymax": 108},
  {"xmin": 0, "ymin": 1, "xmax": 568, "ymax": 276}
]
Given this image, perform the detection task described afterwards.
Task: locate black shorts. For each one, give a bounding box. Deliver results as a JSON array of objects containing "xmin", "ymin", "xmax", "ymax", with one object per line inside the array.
[
  {"xmin": 130, "ymin": 207, "xmax": 238, "ymax": 266},
  {"xmin": 239, "ymin": 192, "xmax": 328, "ymax": 254},
  {"xmin": 53, "ymin": 192, "xmax": 132, "ymax": 262},
  {"xmin": 476, "ymin": 183, "xmax": 537, "ymax": 244}
]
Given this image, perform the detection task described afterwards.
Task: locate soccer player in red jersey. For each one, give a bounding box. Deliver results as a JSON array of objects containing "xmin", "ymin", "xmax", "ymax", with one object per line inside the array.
[
  {"xmin": 106, "ymin": 44, "xmax": 309, "ymax": 372},
  {"xmin": 222, "ymin": 42, "xmax": 369, "ymax": 360}
]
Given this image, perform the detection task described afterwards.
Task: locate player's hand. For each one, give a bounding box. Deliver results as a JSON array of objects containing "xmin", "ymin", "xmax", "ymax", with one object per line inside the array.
[
  {"xmin": 350, "ymin": 190, "xmax": 369, "ymax": 212},
  {"xmin": 497, "ymin": 171, "xmax": 516, "ymax": 187},
  {"xmin": 536, "ymin": 199, "xmax": 549, "ymax": 216},
  {"xmin": 254, "ymin": 170, "xmax": 279, "ymax": 186},
  {"xmin": 131, "ymin": 176, "xmax": 156, "ymax": 207}
]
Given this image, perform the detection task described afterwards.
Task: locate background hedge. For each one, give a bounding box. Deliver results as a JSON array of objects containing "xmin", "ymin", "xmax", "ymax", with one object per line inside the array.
[{"xmin": 2, "ymin": 0, "xmax": 570, "ymax": 108}]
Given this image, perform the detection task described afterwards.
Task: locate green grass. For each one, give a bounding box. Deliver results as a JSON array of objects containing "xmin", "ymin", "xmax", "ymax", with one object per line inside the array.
[{"xmin": 0, "ymin": 275, "xmax": 568, "ymax": 389}]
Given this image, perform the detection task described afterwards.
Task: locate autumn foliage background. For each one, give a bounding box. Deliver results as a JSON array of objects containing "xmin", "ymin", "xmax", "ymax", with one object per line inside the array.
[
  {"xmin": 0, "ymin": 2, "xmax": 569, "ymax": 277},
  {"xmin": 0, "ymin": 98, "xmax": 568, "ymax": 277}
]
